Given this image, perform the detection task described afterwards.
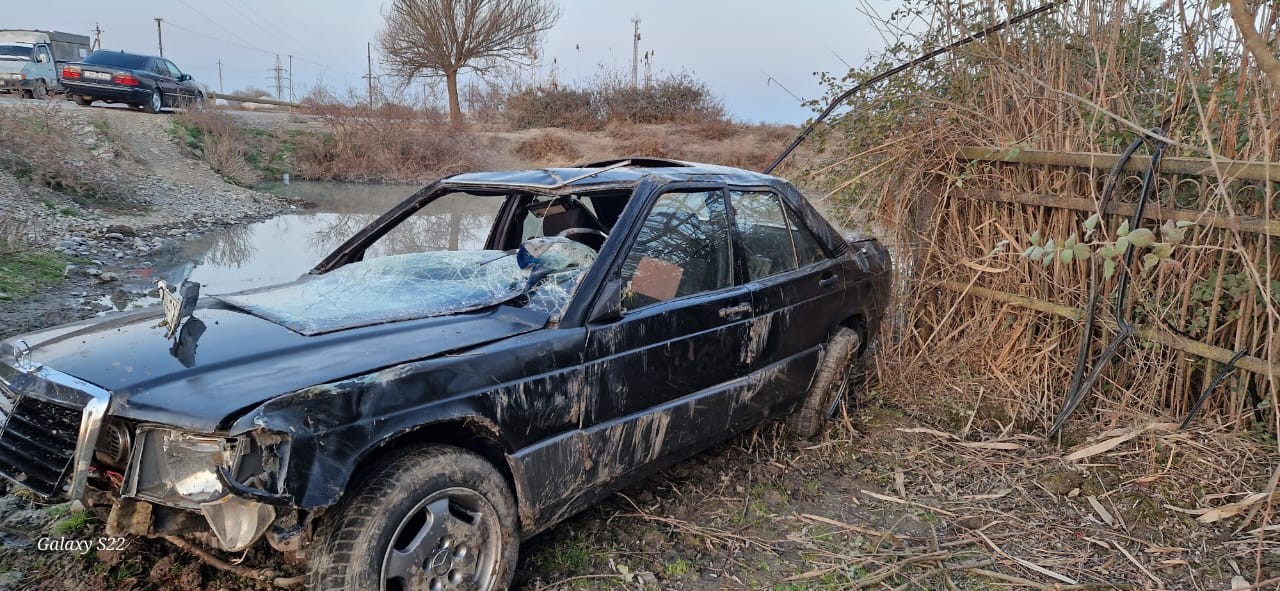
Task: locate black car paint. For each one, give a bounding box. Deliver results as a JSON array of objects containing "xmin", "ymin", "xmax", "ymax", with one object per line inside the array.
[
  {"xmin": 2, "ymin": 161, "xmax": 891, "ymax": 539},
  {"xmin": 63, "ymin": 51, "xmax": 199, "ymax": 108}
]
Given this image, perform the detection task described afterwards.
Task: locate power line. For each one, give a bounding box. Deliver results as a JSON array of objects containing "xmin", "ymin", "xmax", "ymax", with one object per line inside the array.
[
  {"xmin": 230, "ymin": 0, "xmax": 309, "ymax": 51},
  {"xmin": 174, "ymin": 0, "xmax": 263, "ymax": 53}
]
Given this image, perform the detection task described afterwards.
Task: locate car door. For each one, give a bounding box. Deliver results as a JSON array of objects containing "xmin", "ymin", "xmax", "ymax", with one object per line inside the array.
[
  {"xmin": 149, "ymin": 58, "xmax": 177, "ymax": 102},
  {"xmin": 32, "ymin": 45, "xmax": 54, "ymax": 84},
  {"xmin": 164, "ymin": 59, "xmax": 194, "ymax": 100},
  {"xmin": 727, "ymin": 189, "xmax": 847, "ymax": 426},
  {"xmin": 580, "ymin": 188, "xmax": 751, "ymax": 477}
]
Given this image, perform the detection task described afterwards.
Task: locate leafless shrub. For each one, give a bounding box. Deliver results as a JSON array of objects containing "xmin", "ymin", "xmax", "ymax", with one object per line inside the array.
[
  {"xmin": 293, "ymin": 95, "xmax": 487, "ymax": 182},
  {"xmin": 0, "ymin": 103, "xmax": 126, "ymax": 202},
  {"xmin": 505, "ymin": 71, "xmax": 728, "ymax": 131},
  {"xmin": 504, "ymin": 86, "xmax": 598, "ymax": 130},
  {"xmin": 171, "ymin": 111, "xmax": 261, "ymax": 186},
  {"xmin": 512, "ymin": 131, "xmax": 581, "ymax": 164}
]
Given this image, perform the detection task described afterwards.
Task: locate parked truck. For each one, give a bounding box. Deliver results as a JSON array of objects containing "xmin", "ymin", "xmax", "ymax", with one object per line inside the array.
[{"xmin": 0, "ymin": 30, "xmax": 90, "ymax": 98}]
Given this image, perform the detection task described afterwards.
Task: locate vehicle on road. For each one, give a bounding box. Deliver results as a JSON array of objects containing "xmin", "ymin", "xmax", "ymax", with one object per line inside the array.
[
  {"xmin": 0, "ymin": 30, "xmax": 90, "ymax": 99},
  {"xmin": 61, "ymin": 50, "xmax": 204, "ymax": 113},
  {"xmin": 0, "ymin": 158, "xmax": 892, "ymax": 590}
]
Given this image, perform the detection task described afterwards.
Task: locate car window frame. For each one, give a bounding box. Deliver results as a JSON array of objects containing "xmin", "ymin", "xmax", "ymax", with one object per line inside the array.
[
  {"xmin": 163, "ymin": 59, "xmax": 183, "ymax": 78},
  {"xmin": 611, "ymin": 185, "xmax": 742, "ymax": 313},
  {"xmin": 725, "ymin": 185, "xmax": 833, "ymax": 278},
  {"xmin": 726, "ymin": 188, "xmax": 804, "ymax": 282},
  {"xmin": 34, "ymin": 45, "xmax": 52, "ymax": 64}
]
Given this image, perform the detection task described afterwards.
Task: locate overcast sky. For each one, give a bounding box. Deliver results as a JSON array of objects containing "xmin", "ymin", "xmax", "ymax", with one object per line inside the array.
[{"xmin": 6, "ymin": 1, "xmax": 894, "ymax": 123}]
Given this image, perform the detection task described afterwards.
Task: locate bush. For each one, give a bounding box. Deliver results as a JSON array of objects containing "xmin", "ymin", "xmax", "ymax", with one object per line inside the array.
[
  {"xmin": 171, "ymin": 111, "xmax": 261, "ymax": 186},
  {"xmin": 292, "ymin": 99, "xmax": 487, "ymax": 182},
  {"xmin": 505, "ymin": 87, "xmax": 599, "ymax": 130},
  {"xmin": 512, "ymin": 131, "xmax": 581, "ymax": 164},
  {"xmin": 505, "ymin": 72, "xmax": 727, "ymax": 131},
  {"xmin": 0, "ymin": 103, "xmax": 125, "ymax": 202}
]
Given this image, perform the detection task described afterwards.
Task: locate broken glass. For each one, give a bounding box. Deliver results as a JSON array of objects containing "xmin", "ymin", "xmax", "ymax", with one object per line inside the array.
[{"xmin": 214, "ymin": 240, "xmax": 596, "ymax": 335}]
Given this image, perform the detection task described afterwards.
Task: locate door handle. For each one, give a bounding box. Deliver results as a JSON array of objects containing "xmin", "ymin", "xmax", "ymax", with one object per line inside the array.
[
  {"xmin": 718, "ymin": 303, "xmax": 752, "ymax": 318},
  {"xmin": 818, "ymin": 273, "xmax": 840, "ymax": 288}
]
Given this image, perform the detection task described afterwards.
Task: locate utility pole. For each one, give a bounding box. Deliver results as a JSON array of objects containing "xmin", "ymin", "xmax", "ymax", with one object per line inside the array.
[
  {"xmin": 154, "ymin": 18, "xmax": 164, "ymax": 57},
  {"xmin": 364, "ymin": 42, "xmax": 374, "ymax": 109},
  {"xmin": 91, "ymin": 23, "xmax": 103, "ymax": 51},
  {"xmin": 216, "ymin": 59, "xmax": 223, "ymax": 94},
  {"xmin": 630, "ymin": 16, "xmax": 641, "ymax": 87}
]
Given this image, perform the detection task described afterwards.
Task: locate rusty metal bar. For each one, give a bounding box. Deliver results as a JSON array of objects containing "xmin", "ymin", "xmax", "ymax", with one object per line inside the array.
[
  {"xmin": 957, "ymin": 190, "xmax": 1280, "ymax": 237},
  {"xmin": 958, "ymin": 146, "xmax": 1280, "ymax": 183},
  {"xmin": 940, "ymin": 280, "xmax": 1279, "ymax": 377}
]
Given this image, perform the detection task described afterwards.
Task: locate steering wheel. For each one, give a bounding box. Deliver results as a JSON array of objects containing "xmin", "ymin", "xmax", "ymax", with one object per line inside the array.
[{"xmin": 556, "ymin": 227, "xmax": 608, "ymax": 250}]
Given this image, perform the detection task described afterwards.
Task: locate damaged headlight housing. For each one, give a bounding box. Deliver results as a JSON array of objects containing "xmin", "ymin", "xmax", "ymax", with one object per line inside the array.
[
  {"xmin": 123, "ymin": 427, "xmax": 288, "ymax": 551},
  {"xmin": 125, "ymin": 428, "xmax": 241, "ymax": 506}
]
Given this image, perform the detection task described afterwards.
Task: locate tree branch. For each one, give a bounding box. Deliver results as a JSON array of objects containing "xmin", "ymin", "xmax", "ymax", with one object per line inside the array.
[{"xmin": 1228, "ymin": 0, "xmax": 1280, "ymax": 95}]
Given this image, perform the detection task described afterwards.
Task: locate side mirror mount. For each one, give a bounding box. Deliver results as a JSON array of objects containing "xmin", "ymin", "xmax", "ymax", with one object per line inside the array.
[{"xmin": 587, "ymin": 279, "xmax": 624, "ymax": 324}]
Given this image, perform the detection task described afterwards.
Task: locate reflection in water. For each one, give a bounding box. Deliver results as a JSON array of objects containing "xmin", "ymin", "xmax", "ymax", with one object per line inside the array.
[{"xmin": 100, "ymin": 182, "xmax": 505, "ymax": 311}]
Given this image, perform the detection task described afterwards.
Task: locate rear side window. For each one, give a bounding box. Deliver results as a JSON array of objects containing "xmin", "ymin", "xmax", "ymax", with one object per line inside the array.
[
  {"xmin": 83, "ymin": 52, "xmax": 150, "ymax": 69},
  {"xmin": 783, "ymin": 204, "xmax": 828, "ymax": 267},
  {"xmin": 731, "ymin": 191, "xmax": 799, "ymax": 280}
]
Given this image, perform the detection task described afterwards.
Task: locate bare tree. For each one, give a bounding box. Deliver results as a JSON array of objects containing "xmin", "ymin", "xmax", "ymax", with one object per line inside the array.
[{"xmin": 379, "ymin": 0, "xmax": 560, "ymax": 126}]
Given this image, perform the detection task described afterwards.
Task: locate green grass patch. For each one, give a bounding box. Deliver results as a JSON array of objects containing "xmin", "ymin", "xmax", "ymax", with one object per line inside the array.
[
  {"xmin": 0, "ymin": 250, "xmax": 66, "ymax": 300},
  {"xmin": 54, "ymin": 510, "xmax": 90, "ymax": 535}
]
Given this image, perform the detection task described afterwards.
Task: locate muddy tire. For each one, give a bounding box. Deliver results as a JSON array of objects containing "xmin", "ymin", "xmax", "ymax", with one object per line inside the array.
[
  {"xmin": 32, "ymin": 80, "xmax": 47, "ymax": 100},
  {"xmin": 787, "ymin": 328, "xmax": 862, "ymax": 438},
  {"xmin": 308, "ymin": 445, "xmax": 519, "ymax": 591},
  {"xmin": 73, "ymin": 95, "xmax": 92, "ymax": 106}
]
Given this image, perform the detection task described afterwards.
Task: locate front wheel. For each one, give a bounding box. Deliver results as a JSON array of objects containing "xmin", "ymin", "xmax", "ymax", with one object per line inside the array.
[
  {"xmin": 143, "ymin": 89, "xmax": 163, "ymax": 114},
  {"xmin": 31, "ymin": 80, "xmax": 47, "ymax": 100},
  {"xmin": 787, "ymin": 328, "xmax": 862, "ymax": 438},
  {"xmin": 309, "ymin": 445, "xmax": 519, "ymax": 591}
]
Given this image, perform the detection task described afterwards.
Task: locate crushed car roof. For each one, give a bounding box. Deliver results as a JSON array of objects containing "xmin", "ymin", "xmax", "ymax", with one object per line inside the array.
[{"xmin": 444, "ymin": 158, "xmax": 785, "ymax": 190}]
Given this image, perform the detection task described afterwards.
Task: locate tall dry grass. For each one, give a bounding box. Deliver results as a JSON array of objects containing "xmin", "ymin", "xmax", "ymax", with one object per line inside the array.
[
  {"xmin": 807, "ymin": 0, "xmax": 1278, "ymax": 436},
  {"xmin": 0, "ymin": 102, "xmax": 126, "ymax": 202}
]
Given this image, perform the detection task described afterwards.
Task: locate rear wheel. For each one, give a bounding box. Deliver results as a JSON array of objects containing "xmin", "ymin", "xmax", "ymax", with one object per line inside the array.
[
  {"xmin": 31, "ymin": 80, "xmax": 47, "ymax": 100},
  {"xmin": 73, "ymin": 95, "xmax": 92, "ymax": 106},
  {"xmin": 309, "ymin": 445, "xmax": 519, "ymax": 591},
  {"xmin": 787, "ymin": 328, "xmax": 862, "ymax": 438},
  {"xmin": 143, "ymin": 89, "xmax": 163, "ymax": 114}
]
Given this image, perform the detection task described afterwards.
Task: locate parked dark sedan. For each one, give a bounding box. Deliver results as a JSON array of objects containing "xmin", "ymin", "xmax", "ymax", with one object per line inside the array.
[
  {"xmin": 62, "ymin": 50, "xmax": 203, "ymax": 113},
  {"xmin": 0, "ymin": 159, "xmax": 891, "ymax": 590}
]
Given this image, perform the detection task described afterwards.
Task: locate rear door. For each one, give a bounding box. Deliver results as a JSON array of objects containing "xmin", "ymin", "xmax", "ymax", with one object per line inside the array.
[
  {"xmin": 727, "ymin": 189, "xmax": 847, "ymax": 425},
  {"xmin": 150, "ymin": 58, "xmax": 178, "ymax": 101}
]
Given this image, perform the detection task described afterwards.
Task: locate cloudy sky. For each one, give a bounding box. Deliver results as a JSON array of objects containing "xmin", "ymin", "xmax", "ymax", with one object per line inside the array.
[{"xmin": 6, "ymin": 0, "xmax": 893, "ymax": 123}]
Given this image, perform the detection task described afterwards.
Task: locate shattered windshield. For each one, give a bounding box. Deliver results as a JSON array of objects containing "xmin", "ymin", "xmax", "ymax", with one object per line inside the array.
[{"xmin": 214, "ymin": 240, "xmax": 596, "ymax": 335}]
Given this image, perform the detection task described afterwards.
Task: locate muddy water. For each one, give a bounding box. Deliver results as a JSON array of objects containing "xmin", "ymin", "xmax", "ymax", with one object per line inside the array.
[{"xmin": 98, "ymin": 181, "xmax": 492, "ymax": 312}]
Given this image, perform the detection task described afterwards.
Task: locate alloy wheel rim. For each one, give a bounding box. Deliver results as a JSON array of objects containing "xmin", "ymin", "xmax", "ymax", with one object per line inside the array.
[
  {"xmin": 152, "ymin": 91, "xmax": 161, "ymax": 111},
  {"xmin": 381, "ymin": 487, "xmax": 501, "ymax": 591}
]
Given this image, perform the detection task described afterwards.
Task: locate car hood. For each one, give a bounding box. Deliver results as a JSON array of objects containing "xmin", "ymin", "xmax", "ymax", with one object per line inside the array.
[{"xmin": 5, "ymin": 302, "xmax": 547, "ymax": 432}]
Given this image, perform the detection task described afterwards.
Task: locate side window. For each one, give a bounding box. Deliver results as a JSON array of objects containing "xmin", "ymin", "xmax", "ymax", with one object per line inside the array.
[
  {"xmin": 152, "ymin": 59, "xmax": 168, "ymax": 76},
  {"xmin": 783, "ymin": 205, "xmax": 828, "ymax": 267},
  {"xmin": 731, "ymin": 191, "xmax": 798, "ymax": 281},
  {"xmin": 620, "ymin": 191, "xmax": 733, "ymax": 310},
  {"xmin": 35, "ymin": 46, "xmax": 51, "ymax": 63},
  {"xmin": 165, "ymin": 60, "xmax": 183, "ymax": 78}
]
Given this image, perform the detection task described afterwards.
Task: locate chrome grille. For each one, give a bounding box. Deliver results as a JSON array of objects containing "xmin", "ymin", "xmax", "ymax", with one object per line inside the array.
[{"xmin": 0, "ymin": 382, "xmax": 83, "ymax": 498}]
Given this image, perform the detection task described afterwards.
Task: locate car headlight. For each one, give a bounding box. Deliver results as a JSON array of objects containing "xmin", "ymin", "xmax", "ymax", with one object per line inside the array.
[
  {"xmin": 124, "ymin": 428, "xmax": 242, "ymax": 507},
  {"xmin": 7, "ymin": 74, "xmax": 24, "ymax": 80}
]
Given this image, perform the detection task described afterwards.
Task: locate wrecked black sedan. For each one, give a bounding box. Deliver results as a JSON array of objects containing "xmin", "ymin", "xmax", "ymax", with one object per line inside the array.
[{"xmin": 0, "ymin": 158, "xmax": 890, "ymax": 590}]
